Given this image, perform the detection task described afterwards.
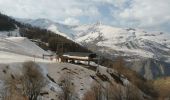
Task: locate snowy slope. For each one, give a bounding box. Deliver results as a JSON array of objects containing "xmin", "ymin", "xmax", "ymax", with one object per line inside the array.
[
  {"xmin": 0, "ymin": 36, "xmax": 52, "ymax": 64},
  {"xmin": 0, "ymin": 37, "xmax": 48, "ymax": 57},
  {"xmin": 46, "ymin": 63, "xmax": 148, "ymax": 99},
  {"xmin": 0, "ymin": 51, "xmax": 51, "ymax": 63}
]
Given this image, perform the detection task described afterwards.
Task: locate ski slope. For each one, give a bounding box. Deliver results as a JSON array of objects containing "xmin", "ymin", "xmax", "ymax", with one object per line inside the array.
[
  {"xmin": 0, "ymin": 37, "xmax": 48, "ymax": 57},
  {"xmin": 0, "ymin": 35, "xmax": 52, "ymax": 63}
]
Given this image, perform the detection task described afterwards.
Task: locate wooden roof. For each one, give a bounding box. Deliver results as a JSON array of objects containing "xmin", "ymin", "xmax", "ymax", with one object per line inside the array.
[{"xmin": 63, "ymin": 52, "xmax": 96, "ymax": 58}]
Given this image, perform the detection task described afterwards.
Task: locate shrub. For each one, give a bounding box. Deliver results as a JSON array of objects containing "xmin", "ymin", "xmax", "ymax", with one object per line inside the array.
[
  {"xmin": 58, "ymin": 72, "xmax": 76, "ymax": 100},
  {"xmin": 20, "ymin": 61, "xmax": 47, "ymax": 100},
  {"xmin": 83, "ymin": 81, "xmax": 143, "ymax": 100}
]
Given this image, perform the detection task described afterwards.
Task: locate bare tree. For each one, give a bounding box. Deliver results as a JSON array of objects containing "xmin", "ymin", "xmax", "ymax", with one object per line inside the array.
[
  {"xmin": 2, "ymin": 75, "xmax": 28, "ymax": 100},
  {"xmin": 84, "ymin": 81, "xmax": 143, "ymax": 100},
  {"xmin": 58, "ymin": 72, "xmax": 75, "ymax": 100},
  {"xmin": 83, "ymin": 89, "xmax": 96, "ymax": 100},
  {"xmin": 107, "ymin": 83, "xmax": 142, "ymax": 100},
  {"xmin": 125, "ymin": 84, "xmax": 142, "ymax": 100},
  {"xmin": 83, "ymin": 82, "xmax": 103, "ymax": 100},
  {"xmin": 20, "ymin": 61, "xmax": 47, "ymax": 100},
  {"xmin": 105, "ymin": 83, "xmax": 123, "ymax": 100},
  {"xmin": 92, "ymin": 83, "xmax": 103, "ymax": 100}
]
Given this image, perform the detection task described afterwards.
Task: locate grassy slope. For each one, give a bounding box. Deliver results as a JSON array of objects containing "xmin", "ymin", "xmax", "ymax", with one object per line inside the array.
[{"xmin": 153, "ymin": 77, "xmax": 170, "ymax": 98}]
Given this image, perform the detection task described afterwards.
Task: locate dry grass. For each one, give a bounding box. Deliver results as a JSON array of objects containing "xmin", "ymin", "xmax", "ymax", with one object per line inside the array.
[
  {"xmin": 2, "ymin": 75, "xmax": 29, "ymax": 100},
  {"xmin": 21, "ymin": 61, "xmax": 47, "ymax": 100},
  {"xmin": 153, "ymin": 77, "xmax": 170, "ymax": 99},
  {"xmin": 110, "ymin": 57, "xmax": 158, "ymax": 99},
  {"xmin": 83, "ymin": 80, "xmax": 143, "ymax": 100},
  {"xmin": 1, "ymin": 61, "xmax": 46, "ymax": 100}
]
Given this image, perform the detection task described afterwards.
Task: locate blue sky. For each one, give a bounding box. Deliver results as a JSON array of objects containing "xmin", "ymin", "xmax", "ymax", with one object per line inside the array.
[{"xmin": 0, "ymin": 0, "xmax": 170, "ymax": 33}]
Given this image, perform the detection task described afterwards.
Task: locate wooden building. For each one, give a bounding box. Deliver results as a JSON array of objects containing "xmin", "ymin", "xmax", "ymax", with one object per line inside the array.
[{"xmin": 61, "ymin": 52, "xmax": 98, "ymax": 65}]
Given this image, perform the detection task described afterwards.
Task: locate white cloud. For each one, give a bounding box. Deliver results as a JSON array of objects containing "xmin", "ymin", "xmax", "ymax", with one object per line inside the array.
[
  {"xmin": 0, "ymin": 0, "xmax": 101, "ymax": 20},
  {"xmin": 64, "ymin": 7, "xmax": 83, "ymax": 17},
  {"xmin": 0, "ymin": 0, "xmax": 80, "ymax": 19},
  {"xmin": 91, "ymin": 0, "xmax": 126, "ymax": 7},
  {"xmin": 85, "ymin": 6, "xmax": 100, "ymax": 17},
  {"xmin": 63, "ymin": 17, "xmax": 79, "ymax": 25},
  {"xmin": 116, "ymin": 0, "xmax": 170, "ymax": 28},
  {"xmin": 0, "ymin": 0, "xmax": 170, "ymax": 32}
]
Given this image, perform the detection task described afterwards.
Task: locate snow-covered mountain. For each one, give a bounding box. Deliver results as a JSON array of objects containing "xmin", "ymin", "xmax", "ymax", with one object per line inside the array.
[
  {"xmin": 75, "ymin": 24, "xmax": 170, "ymax": 60},
  {"xmin": 19, "ymin": 18, "xmax": 170, "ymax": 79},
  {"xmin": 17, "ymin": 18, "xmax": 75, "ymax": 39},
  {"xmin": 21, "ymin": 18, "xmax": 170, "ymax": 60},
  {"xmin": 73, "ymin": 24, "xmax": 170, "ymax": 79}
]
